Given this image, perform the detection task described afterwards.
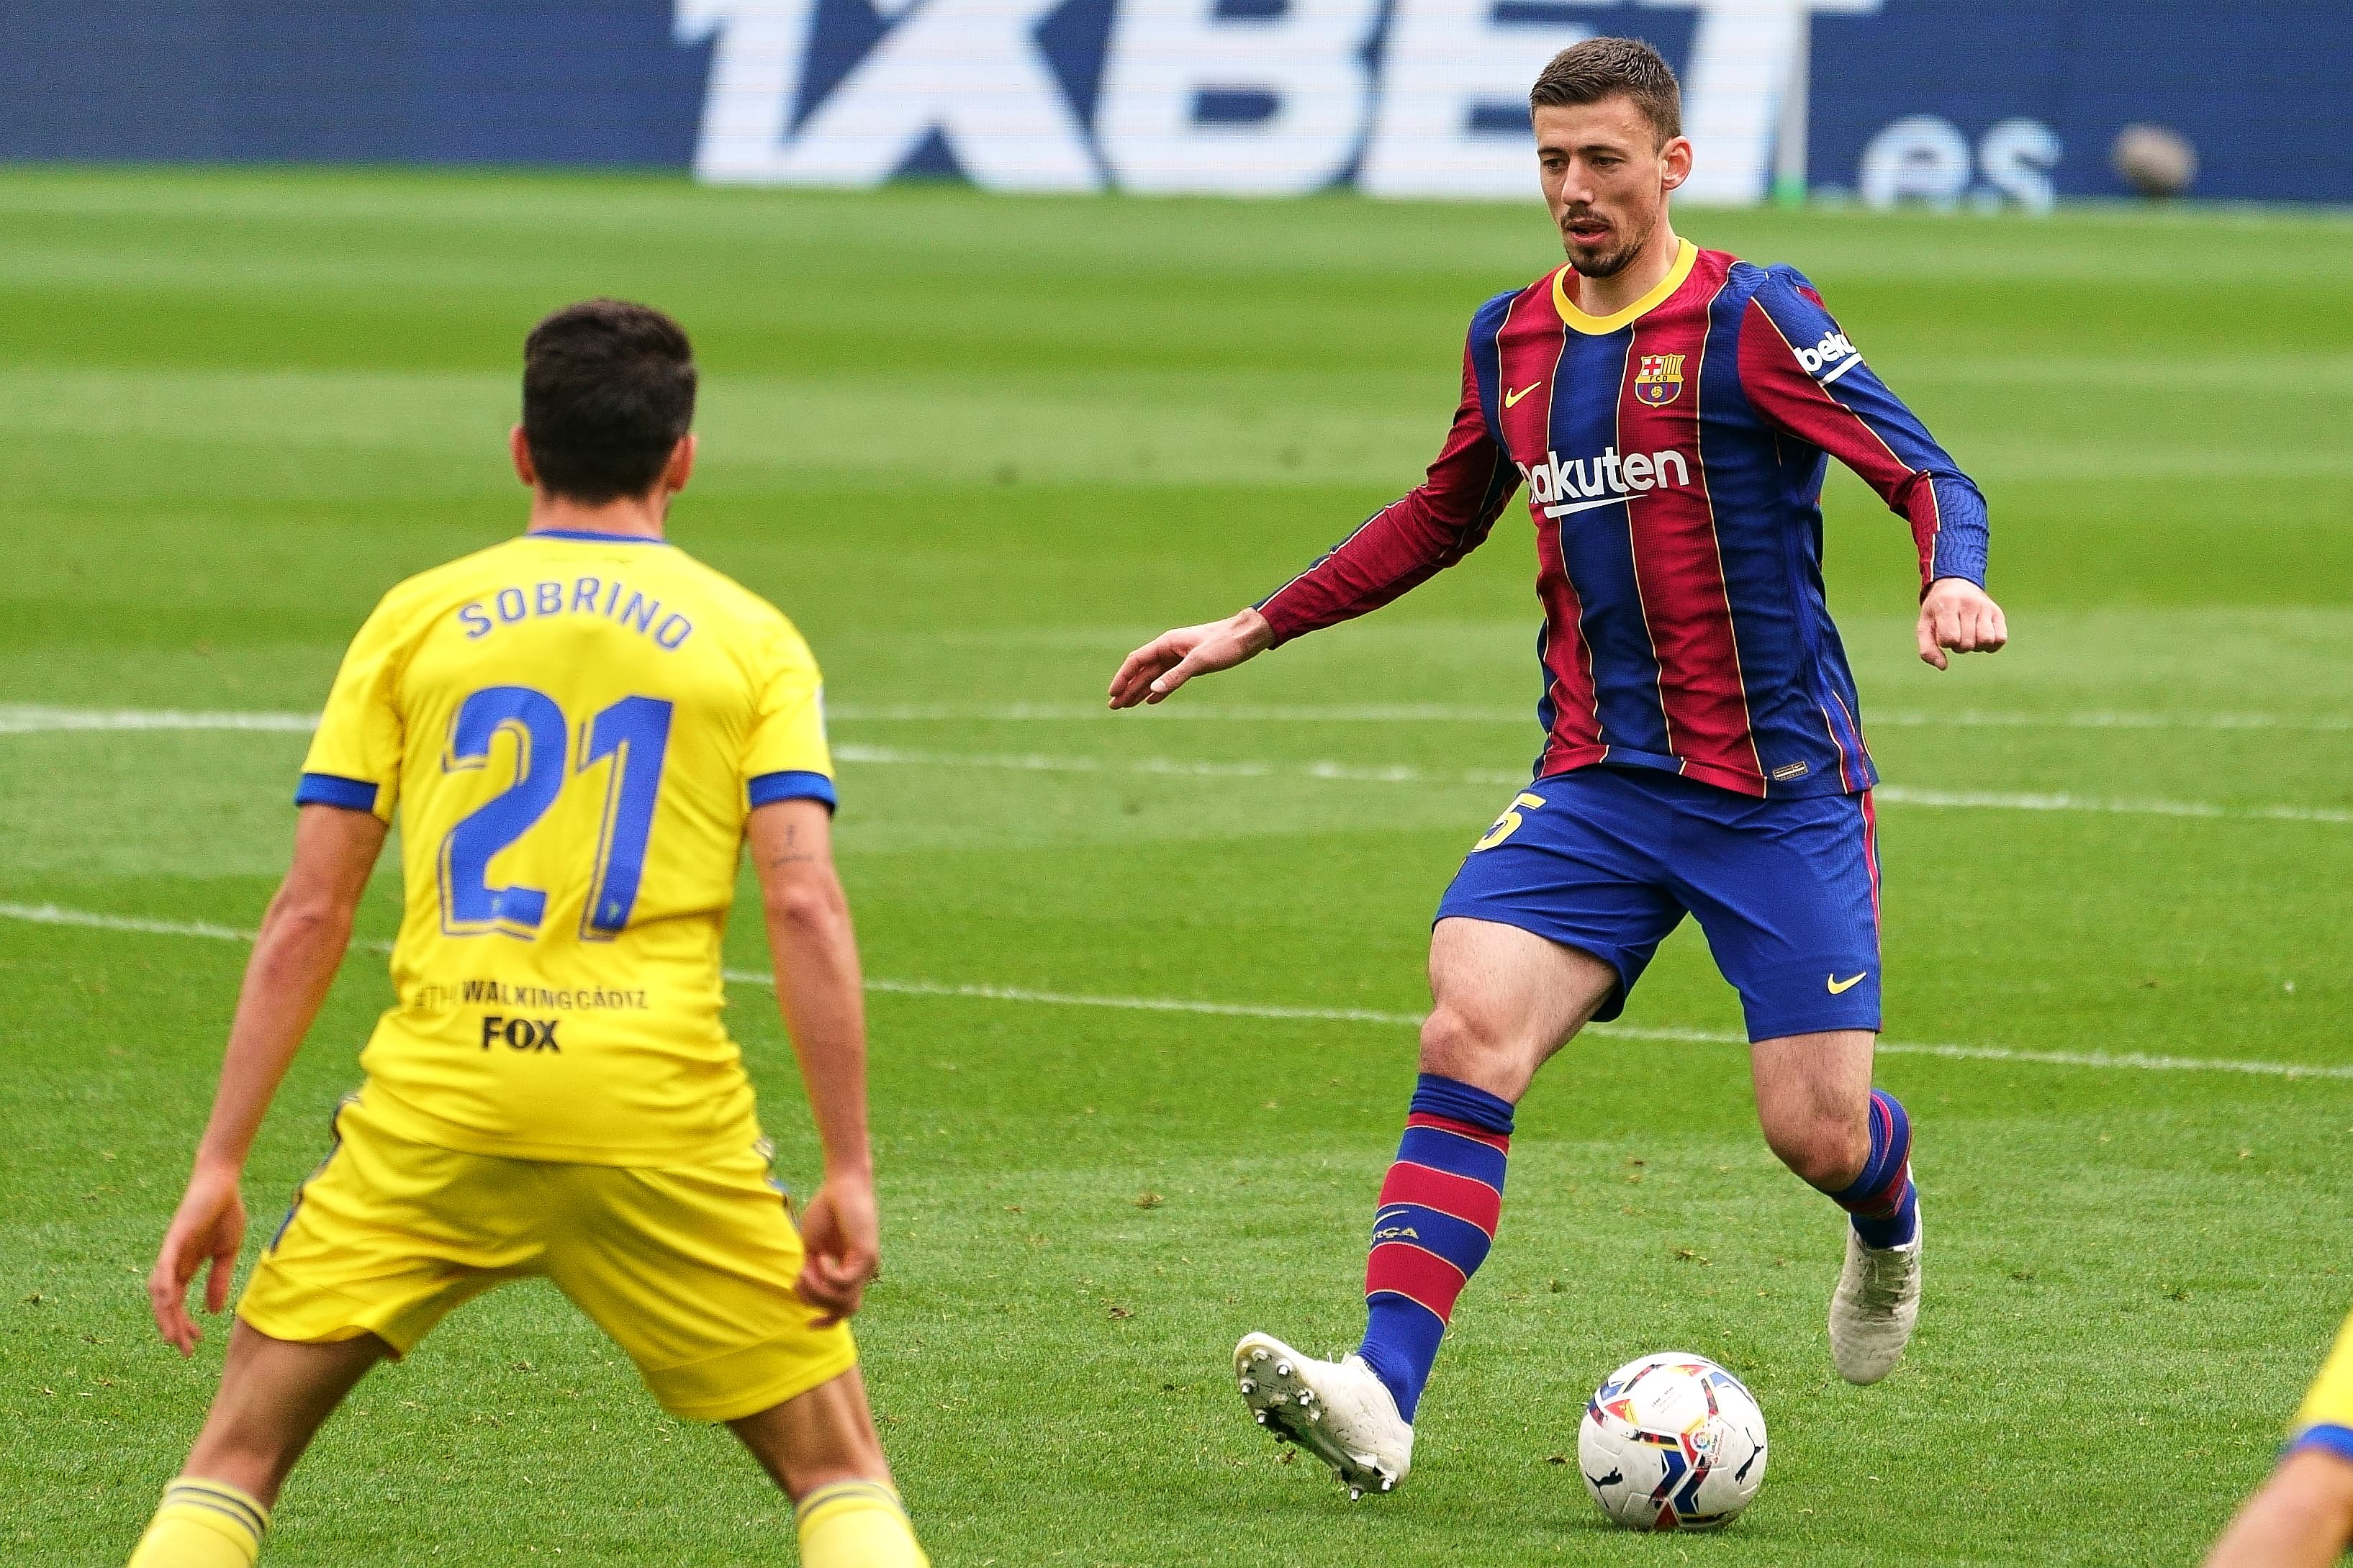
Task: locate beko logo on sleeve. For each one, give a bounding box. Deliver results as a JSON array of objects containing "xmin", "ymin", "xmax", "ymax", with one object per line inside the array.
[{"xmin": 1794, "ymin": 330, "xmax": 1864, "ymax": 384}]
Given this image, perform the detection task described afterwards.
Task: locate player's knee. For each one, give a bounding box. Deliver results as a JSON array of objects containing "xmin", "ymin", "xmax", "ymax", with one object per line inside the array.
[
  {"xmin": 1417, "ymin": 1002, "xmax": 1519, "ymax": 1084},
  {"xmin": 1764, "ymin": 1114, "xmax": 1867, "ymax": 1192}
]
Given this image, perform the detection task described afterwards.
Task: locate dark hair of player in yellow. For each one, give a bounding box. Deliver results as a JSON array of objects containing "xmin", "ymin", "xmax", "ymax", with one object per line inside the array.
[{"xmin": 521, "ymin": 297, "xmax": 697, "ymax": 506}]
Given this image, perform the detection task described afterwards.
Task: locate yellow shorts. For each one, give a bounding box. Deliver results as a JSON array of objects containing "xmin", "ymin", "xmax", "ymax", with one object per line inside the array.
[{"xmin": 238, "ymin": 1094, "xmax": 857, "ymax": 1423}]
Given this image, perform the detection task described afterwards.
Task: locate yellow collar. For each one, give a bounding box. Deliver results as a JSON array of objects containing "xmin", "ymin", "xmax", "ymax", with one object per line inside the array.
[{"xmin": 1553, "ymin": 237, "xmax": 1699, "ymax": 335}]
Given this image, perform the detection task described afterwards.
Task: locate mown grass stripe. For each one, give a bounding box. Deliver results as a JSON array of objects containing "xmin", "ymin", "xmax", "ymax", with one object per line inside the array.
[
  {"xmin": 827, "ymin": 746, "xmax": 2353, "ymax": 825},
  {"xmin": 7, "ymin": 702, "xmax": 2352, "ymax": 732},
  {"xmin": 5, "ymin": 899, "xmax": 2344, "ymax": 1082},
  {"xmin": 3, "ymin": 707, "xmax": 2347, "ymax": 825}
]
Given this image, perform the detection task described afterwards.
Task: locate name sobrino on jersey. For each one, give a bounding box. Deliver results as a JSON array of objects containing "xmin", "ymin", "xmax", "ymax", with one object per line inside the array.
[{"xmin": 455, "ymin": 572, "xmax": 699, "ymax": 651}]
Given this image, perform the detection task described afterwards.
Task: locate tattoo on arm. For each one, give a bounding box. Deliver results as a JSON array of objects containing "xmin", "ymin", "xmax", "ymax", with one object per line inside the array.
[{"xmin": 767, "ymin": 821, "xmax": 822, "ymax": 869}]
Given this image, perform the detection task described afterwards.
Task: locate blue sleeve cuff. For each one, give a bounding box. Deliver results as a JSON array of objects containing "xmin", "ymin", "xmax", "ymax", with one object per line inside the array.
[
  {"xmin": 748, "ymin": 770, "xmax": 837, "ymax": 812},
  {"xmin": 2290, "ymin": 1423, "xmax": 2353, "ymax": 1464},
  {"xmin": 294, "ymin": 772, "xmax": 381, "ymax": 812},
  {"xmin": 1925, "ymin": 474, "xmax": 1990, "ymax": 589}
]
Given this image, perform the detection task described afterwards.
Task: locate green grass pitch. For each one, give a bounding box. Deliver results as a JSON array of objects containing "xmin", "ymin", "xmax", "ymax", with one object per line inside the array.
[{"xmin": 3, "ymin": 168, "xmax": 2351, "ymax": 1565}]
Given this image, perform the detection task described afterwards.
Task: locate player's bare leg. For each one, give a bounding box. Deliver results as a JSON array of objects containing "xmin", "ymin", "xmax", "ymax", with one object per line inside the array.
[
  {"xmin": 126, "ymin": 1323, "xmax": 387, "ymax": 1565},
  {"xmin": 1750, "ymin": 1030, "xmax": 1874, "ymax": 1193},
  {"xmin": 1751, "ymin": 1031, "xmax": 1922, "ymax": 1384},
  {"xmin": 179, "ymin": 1323, "xmax": 387, "ymax": 1503},
  {"xmin": 730, "ymin": 1367, "xmax": 927, "ymax": 1567},
  {"xmin": 1237, "ymin": 919, "xmax": 1614, "ymax": 1496},
  {"xmin": 727, "ymin": 1364, "xmax": 893, "ymax": 1497},
  {"xmin": 1419, "ymin": 917, "xmax": 1618, "ymax": 1102}
]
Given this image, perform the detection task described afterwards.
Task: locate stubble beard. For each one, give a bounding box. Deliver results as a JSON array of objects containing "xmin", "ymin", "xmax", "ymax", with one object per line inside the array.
[{"xmin": 1566, "ymin": 209, "xmax": 1657, "ymax": 280}]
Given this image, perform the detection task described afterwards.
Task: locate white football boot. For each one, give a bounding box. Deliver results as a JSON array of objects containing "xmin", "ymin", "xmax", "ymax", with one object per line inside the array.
[
  {"xmin": 1827, "ymin": 1200, "xmax": 1923, "ymax": 1385},
  {"xmin": 1234, "ymin": 1333, "xmax": 1413, "ymax": 1499}
]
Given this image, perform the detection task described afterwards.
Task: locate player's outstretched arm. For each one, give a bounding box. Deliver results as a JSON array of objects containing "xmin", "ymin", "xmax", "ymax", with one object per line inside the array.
[
  {"xmin": 1916, "ymin": 576, "xmax": 2008, "ymax": 670},
  {"xmin": 1107, "ymin": 607, "xmax": 1275, "ymax": 709},
  {"xmin": 149, "ymin": 804, "xmax": 386, "ymax": 1355},
  {"xmin": 1108, "ymin": 317, "xmax": 1520, "ymax": 712},
  {"xmin": 2203, "ymin": 1448, "xmax": 2353, "ymax": 1568},
  {"xmin": 749, "ymin": 799, "xmax": 880, "ymax": 1328}
]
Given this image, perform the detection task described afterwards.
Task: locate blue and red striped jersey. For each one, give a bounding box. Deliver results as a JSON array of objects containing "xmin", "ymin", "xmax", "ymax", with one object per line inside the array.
[{"xmin": 1256, "ymin": 240, "xmax": 1987, "ymax": 799}]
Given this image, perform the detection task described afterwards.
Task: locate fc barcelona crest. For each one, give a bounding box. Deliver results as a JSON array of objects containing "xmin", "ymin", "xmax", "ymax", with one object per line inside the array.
[{"xmin": 1633, "ymin": 353, "xmax": 1686, "ymax": 407}]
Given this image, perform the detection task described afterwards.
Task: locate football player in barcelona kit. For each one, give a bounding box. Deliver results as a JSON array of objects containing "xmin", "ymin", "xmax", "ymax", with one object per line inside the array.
[{"xmin": 1109, "ymin": 37, "xmax": 2007, "ymax": 1497}]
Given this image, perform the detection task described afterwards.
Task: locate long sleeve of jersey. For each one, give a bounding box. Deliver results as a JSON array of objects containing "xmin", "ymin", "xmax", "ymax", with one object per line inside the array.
[
  {"xmin": 1737, "ymin": 266, "xmax": 1989, "ymax": 592},
  {"xmin": 1254, "ymin": 345, "xmax": 1522, "ymax": 646}
]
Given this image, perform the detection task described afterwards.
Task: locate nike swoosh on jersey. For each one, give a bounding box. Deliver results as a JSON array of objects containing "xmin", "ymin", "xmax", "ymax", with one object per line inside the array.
[
  {"xmin": 1541, "ymin": 496, "xmax": 1630, "ymax": 518},
  {"xmin": 1828, "ymin": 972, "xmax": 1867, "ymax": 994},
  {"xmin": 1504, "ymin": 382, "xmax": 1543, "ymax": 407}
]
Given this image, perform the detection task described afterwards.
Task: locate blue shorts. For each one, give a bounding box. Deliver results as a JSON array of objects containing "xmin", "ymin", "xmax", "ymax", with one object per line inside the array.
[{"xmin": 1435, "ymin": 767, "xmax": 1882, "ymax": 1041}]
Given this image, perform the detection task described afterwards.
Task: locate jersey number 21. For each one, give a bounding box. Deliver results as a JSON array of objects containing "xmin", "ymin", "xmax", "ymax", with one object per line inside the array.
[{"xmin": 438, "ymin": 685, "xmax": 673, "ymax": 942}]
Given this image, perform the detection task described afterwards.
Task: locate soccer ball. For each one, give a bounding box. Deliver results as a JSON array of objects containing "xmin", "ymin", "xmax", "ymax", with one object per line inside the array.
[
  {"xmin": 1576, "ymin": 1352, "xmax": 1768, "ymax": 1531},
  {"xmin": 2111, "ymin": 124, "xmax": 2197, "ymax": 199}
]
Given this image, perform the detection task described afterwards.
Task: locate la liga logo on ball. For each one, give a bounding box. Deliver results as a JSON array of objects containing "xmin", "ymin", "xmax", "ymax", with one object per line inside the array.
[{"xmin": 1578, "ymin": 1352, "xmax": 1769, "ymax": 1531}]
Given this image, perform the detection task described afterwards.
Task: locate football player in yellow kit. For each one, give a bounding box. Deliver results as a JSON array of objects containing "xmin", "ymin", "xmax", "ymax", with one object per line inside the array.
[
  {"xmin": 128, "ymin": 299, "xmax": 926, "ymax": 1568},
  {"xmin": 2203, "ymin": 1310, "xmax": 2353, "ymax": 1567}
]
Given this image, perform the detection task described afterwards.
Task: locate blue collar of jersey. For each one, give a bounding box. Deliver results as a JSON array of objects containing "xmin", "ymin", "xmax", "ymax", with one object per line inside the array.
[{"xmin": 525, "ymin": 527, "xmax": 671, "ymax": 545}]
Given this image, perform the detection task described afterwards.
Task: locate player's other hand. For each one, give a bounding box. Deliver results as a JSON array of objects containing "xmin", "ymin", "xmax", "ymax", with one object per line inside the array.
[
  {"xmin": 1108, "ymin": 608, "xmax": 1275, "ymax": 708},
  {"xmin": 795, "ymin": 1172, "xmax": 880, "ymax": 1328},
  {"xmin": 1916, "ymin": 578, "xmax": 2007, "ymax": 670},
  {"xmin": 148, "ymin": 1159, "xmax": 247, "ymax": 1356}
]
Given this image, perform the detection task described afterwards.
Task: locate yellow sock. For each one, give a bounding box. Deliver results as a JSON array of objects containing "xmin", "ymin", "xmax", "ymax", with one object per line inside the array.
[
  {"xmin": 795, "ymin": 1478, "xmax": 929, "ymax": 1568},
  {"xmin": 126, "ymin": 1477, "xmax": 269, "ymax": 1568}
]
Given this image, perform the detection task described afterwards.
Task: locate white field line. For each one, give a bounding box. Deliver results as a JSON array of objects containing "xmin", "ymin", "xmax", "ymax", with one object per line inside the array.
[
  {"xmin": 0, "ymin": 705, "xmax": 321, "ymax": 733},
  {"xmin": 840, "ymin": 703, "xmax": 2353, "ymax": 733},
  {"xmin": 1883, "ymin": 710, "xmax": 2353, "ymax": 734},
  {"xmin": 4, "ymin": 898, "xmax": 2348, "ymax": 1084},
  {"xmin": 834, "ymin": 742, "xmax": 1514, "ymax": 787},
  {"xmin": 7, "ymin": 702, "xmax": 2353, "ymax": 733},
  {"xmin": 4, "ymin": 707, "xmax": 2350, "ymax": 825},
  {"xmin": 1872, "ymin": 785, "xmax": 2353, "ymax": 825},
  {"xmin": 836, "ymin": 746, "xmax": 2353, "ymax": 825},
  {"xmin": 0, "ymin": 902, "xmax": 262, "ymax": 942}
]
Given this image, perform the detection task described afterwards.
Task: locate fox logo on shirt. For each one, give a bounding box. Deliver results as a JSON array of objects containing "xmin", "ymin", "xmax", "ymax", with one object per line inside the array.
[{"xmin": 480, "ymin": 1015, "xmax": 561, "ymax": 1052}]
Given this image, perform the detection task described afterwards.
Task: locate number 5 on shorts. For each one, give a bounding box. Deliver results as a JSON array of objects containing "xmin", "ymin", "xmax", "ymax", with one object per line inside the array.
[{"xmin": 1473, "ymin": 792, "xmax": 1548, "ymax": 851}]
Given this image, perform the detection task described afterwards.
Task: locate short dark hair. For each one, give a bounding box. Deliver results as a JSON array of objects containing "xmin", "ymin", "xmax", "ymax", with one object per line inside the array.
[
  {"xmin": 521, "ymin": 299, "xmax": 697, "ymax": 505},
  {"xmin": 1529, "ymin": 36, "xmax": 1681, "ymax": 145}
]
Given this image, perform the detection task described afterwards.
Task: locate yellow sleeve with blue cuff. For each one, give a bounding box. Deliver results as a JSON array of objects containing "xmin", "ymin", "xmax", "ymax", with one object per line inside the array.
[
  {"xmin": 296, "ymin": 589, "xmax": 410, "ymax": 821},
  {"xmin": 742, "ymin": 618, "xmax": 835, "ymax": 812},
  {"xmin": 2292, "ymin": 1308, "xmax": 2353, "ymax": 1462}
]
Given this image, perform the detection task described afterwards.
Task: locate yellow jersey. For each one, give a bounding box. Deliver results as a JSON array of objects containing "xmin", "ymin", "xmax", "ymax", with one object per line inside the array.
[
  {"xmin": 2296, "ymin": 1308, "xmax": 2353, "ymax": 1456},
  {"xmin": 297, "ymin": 527, "xmax": 834, "ymax": 1165}
]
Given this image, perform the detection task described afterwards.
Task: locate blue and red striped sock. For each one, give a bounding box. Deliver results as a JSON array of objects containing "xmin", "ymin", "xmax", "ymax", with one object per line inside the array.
[
  {"xmin": 1828, "ymin": 1088, "xmax": 1918, "ymax": 1249},
  {"xmin": 1356, "ymin": 1073, "xmax": 1514, "ymax": 1423}
]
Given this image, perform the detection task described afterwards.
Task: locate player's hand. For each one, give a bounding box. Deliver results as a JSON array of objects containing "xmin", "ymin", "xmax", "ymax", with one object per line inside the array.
[
  {"xmin": 1915, "ymin": 578, "xmax": 2007, "ymax": 670},
  {"xmin": 148, "ymin": 1159, "xmax": 246, "ymax": 1356},
  {"xmin": 1108, "ymin": 608, "xmax": 1275, "ymax": 708},
  {"xmin": 795, "ymin": 1172, "xmax": 880, "ymax": 1328}
]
